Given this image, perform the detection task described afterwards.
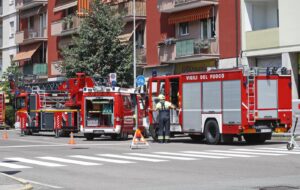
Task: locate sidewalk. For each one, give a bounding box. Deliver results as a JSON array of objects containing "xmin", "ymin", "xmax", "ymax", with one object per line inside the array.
[{"xmin": 0, "ymin": 173, "xmax": 32, "ymax": 190}]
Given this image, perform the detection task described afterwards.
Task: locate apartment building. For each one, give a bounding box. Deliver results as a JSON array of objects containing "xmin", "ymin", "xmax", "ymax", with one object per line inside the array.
[
  {"xmin": 241, "ymin": 0, "xmax": 300, "ymax": 98},
  {"xmin": 145, "ymin": 0, "xmax": 241, "ymax": 77},
  {"xmin": 0, "ymin": 0, "xmax": 18, "ymax": 76},
  {"xmin": 13, "ymin": 0, "xmax": 48, "ymax": 81}
]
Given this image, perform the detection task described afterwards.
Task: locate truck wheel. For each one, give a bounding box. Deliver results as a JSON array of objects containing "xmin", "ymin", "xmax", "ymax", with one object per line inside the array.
[
  {"xmin": 204, "ymin": 120, "xmax": 221, "ymax": 145},
  {"xmin": 149, "ymin": 124, "xmax": 158, "ymax": 142},
  {"xmin": 189, "ymin": 135, "xmax": 205, "ymax": 142},
  {"xmin": 84, "ymin": 134, "xmax": 94, "ymax": 141},
  {"xmin": 244, "ymin": 134, "xmax": 267, "ymax": 144}
]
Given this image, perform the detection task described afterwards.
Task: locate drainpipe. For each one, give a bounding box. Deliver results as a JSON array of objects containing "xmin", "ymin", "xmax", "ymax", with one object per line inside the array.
[{"xmin": 235, "ymin": 0, "xmax": 239, "ymax": 67}]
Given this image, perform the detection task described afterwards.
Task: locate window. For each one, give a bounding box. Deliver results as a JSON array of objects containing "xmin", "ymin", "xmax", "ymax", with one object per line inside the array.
[
  {"xmin": 28, "ymin": 16, "xmax": 34, "ymax": 30},
  {"xmin": 9, "ymin": 0, "xmax": 13, "ymax": 6},
  {"xmin": 200, "ymin": 18, "xmax": 215, "ymax": 39},
  {"xmin": 179, "ymin": 22, "xmax": 189, "ymax": 36},
  {"xmin": 123, "ymin": 96, "xmax": 133, "ymax": 110},
  {"xmin": 9, "ymin": 21, "xmax": 14, "ymax": 38}
]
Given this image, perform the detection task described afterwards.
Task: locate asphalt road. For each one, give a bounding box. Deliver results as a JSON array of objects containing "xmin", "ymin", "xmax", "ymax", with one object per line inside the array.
[{"xmin": 1, "ymin": 130, "xmax": 300, "ymax": 190}]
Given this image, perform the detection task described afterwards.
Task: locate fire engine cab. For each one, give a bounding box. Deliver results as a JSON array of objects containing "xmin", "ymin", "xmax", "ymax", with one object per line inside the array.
[
  {"xmin": 147, "ymin": 67, "xmax": 292, "ymax": 144},
  {"xmin": 81, "ymin": 86, "xmax": 147, "ymax": 140}
]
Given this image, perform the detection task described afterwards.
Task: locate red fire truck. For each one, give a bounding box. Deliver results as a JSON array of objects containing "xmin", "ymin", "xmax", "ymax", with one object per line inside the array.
[
  {"xmin": 0, "ymin": 92, "xmax": 6, "ymax": 129},
  {"xmin": 14, "ymin": 73, "xmax": 95, "ymax": 137},
  {"xmin": 147, "ymin": 67, "xmax": 292, "ymax": 144},
  {"xmin": 81, "ymin": 86, "xmax": 147, "ymax": 140}
]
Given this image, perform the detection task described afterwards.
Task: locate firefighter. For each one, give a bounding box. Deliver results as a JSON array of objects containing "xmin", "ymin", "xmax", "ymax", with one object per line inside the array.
[{"xmin": 156, "ymin": 94, "xmax": 175, "ymax": 143}]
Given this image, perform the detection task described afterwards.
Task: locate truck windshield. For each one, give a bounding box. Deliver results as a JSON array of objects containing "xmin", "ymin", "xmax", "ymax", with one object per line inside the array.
[
  {"xmin": 85, "ymin": 97, "xmax": 114, "ymax": 127},
  {"xmin": 16, "ymin": 97, "xmax": 26, "ymax": 110}
]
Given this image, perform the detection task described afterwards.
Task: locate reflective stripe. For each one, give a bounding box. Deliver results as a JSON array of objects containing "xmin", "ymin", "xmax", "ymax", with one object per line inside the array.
[
  {"xmin": 158, "ymin": 136, "xmax": 164, "ymax": 140},
  {"xmin": 164, "ymin": 136, "xmax": 170, "ymax": 140}
]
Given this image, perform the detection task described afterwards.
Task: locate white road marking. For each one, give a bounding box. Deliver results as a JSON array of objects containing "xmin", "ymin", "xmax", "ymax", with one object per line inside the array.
[
  {"xmin": 6, "ymin": 138, "xmax": 62, "ymax": 145},
  {"xmin": 183, "ymin": 151, "xmax": 257, "ymax": 157},
  {"xmin": 258, "ymin": 147, "xmax": 300, "ymax": 152},
  {"xmin": 207, "ymin": 150, "xmax": 285, "ymax": 156},
  {"xmin": 234, "ymin": 149, "xmax": 300, "ymax": 155},
  {"xmin": 154, "ymin": 152, "xmax": 229, "ymax": 159},
  {"xmin": 6, "ymin": 158, "xmax": 65, "ymax": 167},
  {"xmin": 70, "ymin": 155, "xmax": 135, "ymax": 164},
  {"xmin": 0, "ymin": 162, "xmax": 31, "ymax": 169},
  {"xmin": 98, "ymin": 154, "xmax": 167, "ymax": 162},
  {"xmin": 38, "ymin": 157, "xmax": 101, "ymax": 166},
  {"xmin": 0, "ymin": 143, "xmax": 128, "ymax": 149},
  {"xmin": 25, "ymin": 179, "xmax": 63, "ymax": 189},
  {"xmin": 126, "ymin": 153, "xmax": 198, "ymax": 160}
]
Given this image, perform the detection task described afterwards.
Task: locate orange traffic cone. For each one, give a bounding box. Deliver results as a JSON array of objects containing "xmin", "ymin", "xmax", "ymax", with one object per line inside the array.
[
  {"xmin": 68, "ymin": 132, "xmax": 76, "ymax": 145},
  {"xmin": 130, "ymin": 129, "xmax": 149, "ymax": 149},
  {"xmin": 2, "ymin": 130, "xmax": 8, "ymax": 140}
]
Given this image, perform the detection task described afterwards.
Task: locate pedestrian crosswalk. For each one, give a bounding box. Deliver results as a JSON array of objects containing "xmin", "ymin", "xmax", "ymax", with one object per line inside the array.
[{"xmin": 0, "ymin": 146, "xmax": 299, "ymax": 170}]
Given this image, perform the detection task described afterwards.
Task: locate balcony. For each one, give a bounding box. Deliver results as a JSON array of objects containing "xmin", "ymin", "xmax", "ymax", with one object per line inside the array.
[
  {"xmin": 159, "ymin": 38, "xmax": 219, "ymax": 63},
  {"xmin": 15, "ymin": 28, "xmax": 47, "ymax": 45},
  {"xmin": 157, "ymin": 0, "xmax": 218, "ymax": 13},
  {"xmin": 110, "ymin": 0, "xmax": 146, "ymax": 22},
  {"xmin": 54, "ymin": 0, "xmax": 77, "ymax": 12},
  {"xmin": 51, "ymin": 15, "xmax": 81, "ymax": 37},
  {"xmin": 15, "ymin": 0, "xmax": 48, "ymax": 11},
  {"xmin": 137, "ymin": 48, "xmax": 146, "ymax": 66},
  {"xmin": 246, "ymin": 28, "xmax": 279, "ymax": 50},
  {"xmin": 23, "ymin": 63, "xmax": 47, "ymax": 78},
  {"xmin": 51, "ymin": 61, "xmax": 65, "ymax": 76}
]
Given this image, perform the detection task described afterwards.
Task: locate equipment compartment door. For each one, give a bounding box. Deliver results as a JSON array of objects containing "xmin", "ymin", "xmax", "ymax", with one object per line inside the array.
[
  {"xmin": 182, "ymin": 82, "xmax": 201, "ymax": 132},
  {"xmin": 257, "ymin": 80, "xmax": 278, "ymax": 118},
  {"xmin": 222, "ymin": 80, "xmax": 241, "ymax": 124}
]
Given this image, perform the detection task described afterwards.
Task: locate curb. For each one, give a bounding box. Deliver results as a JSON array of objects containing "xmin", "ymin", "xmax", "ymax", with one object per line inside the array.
[{"xmin": 0, "ymin": 172, "xmax": 33, "ymax": 190}]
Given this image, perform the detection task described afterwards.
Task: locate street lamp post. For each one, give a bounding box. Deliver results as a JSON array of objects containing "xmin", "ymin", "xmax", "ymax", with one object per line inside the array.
[{"xmin": 133, "ymin": 0, "xmax": 137, "ymax": 88}]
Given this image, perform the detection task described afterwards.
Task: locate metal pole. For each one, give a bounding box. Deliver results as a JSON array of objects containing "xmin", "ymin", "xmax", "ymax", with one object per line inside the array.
[
  {"xmin": 235, "ymin": 0, "xmax": 239, "ymax": 67},
  {"xmin": 133, "ymin": 0, "xmax": 137, "ymax": 88}
]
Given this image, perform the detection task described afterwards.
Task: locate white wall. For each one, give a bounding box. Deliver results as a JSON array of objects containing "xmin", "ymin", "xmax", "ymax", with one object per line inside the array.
[
  {"xmin": 218, "ymin": 58, "xmax": 238, "ymax": 69},
  {"xmin": 279, "ymin": 0, "xmax": 300, "ymax": 47},
  {"xmin": 0, "ymin": 0, "xmax": 17, "ymax": 76}
]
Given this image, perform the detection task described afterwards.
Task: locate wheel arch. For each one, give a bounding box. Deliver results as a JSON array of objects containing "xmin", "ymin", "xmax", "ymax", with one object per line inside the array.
[{"xmin": 201, "ymin": 114, "xmax": 222, "ymax": 134}]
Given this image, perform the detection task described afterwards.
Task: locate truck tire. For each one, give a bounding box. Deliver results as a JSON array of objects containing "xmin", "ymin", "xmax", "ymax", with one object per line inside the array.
[
  {"xmin": 204, "ymin": 120, "xmax": 221, "ymax": 145},
  {"xmin": 244, "ymin": 134, "xmax": 267, "ymax": 144},
  {"xmin": 84, "ymin": 134, "xmax": 94, "ymax": 141},
  {"xmin": 189, "ymin": 135, "xmax": 205, "ymax": 142}
]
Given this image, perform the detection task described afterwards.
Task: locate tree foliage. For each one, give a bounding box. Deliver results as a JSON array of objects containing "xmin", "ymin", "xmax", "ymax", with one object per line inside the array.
[{"xmin": 61, "ymin": 0, "xmax": 133, "ymax": 87}]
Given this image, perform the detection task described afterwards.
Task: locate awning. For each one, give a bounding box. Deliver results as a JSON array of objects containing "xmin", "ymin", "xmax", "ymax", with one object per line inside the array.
[
  {"xmin": 168, "ymin": 6, "xmax": 212, "ymax": 25},
  {"xmin": 77, "ymin": 0, "xmax": 90, "ymax": 16},
  {"xmin": 13, "ymin": 43, "xmax": 41, "ymax": 62},
  {"xmin": 118, "ymin": 22, "xmax": 141, "ymax": 43},
  {"xmin": 54, "ymin": 1, "xmax": 77, "ymax": 12}
]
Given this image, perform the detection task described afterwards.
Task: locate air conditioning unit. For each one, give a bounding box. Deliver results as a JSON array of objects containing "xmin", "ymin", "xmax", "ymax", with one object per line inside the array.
[{"xmin": 29, "ymin": 32, "xmax": 37, "ymax": 38}]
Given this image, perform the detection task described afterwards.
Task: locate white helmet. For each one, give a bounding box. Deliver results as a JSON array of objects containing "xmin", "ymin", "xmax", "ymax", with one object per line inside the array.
[{"xmin": 158, "ymin": 94, "xmax": 165, "ymax": 100}]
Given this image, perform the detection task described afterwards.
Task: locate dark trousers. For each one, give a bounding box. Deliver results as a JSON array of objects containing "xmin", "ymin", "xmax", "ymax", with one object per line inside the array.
[{"xmin": 158, "ymin": 110, "xmax": 170, "ymax": 141}]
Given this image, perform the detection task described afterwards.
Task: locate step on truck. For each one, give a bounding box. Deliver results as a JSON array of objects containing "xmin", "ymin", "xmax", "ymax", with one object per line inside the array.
[
  {"xmin": 81, "ymin": 86, "xmax": 147, "ymax": 140},
  {"xmin": 147, "ymin": 67, "xmax": 292, "ymax": 144}
]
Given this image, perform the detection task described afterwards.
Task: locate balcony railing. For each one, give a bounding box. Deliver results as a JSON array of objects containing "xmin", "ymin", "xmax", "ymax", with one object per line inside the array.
[
  {"xmin": 157, "ymin": 0, "xmax": 218, "ymax": 13},
  {"xmin": 15, "ymin": 28, "xmax": 47, "ymax": 44},
  {"xmin": 15, "ymin": 0, "xmax": 48, "ymax": 10},
  {"xmin": 51, "ymin": 15, "xmax": 81, "ymax": 36},
  {"xmin": 159, "ymin": 38, "xmax": 218, "ymax": 62},
  {"xmin": 110, "ymin": 0, "xmax": 146, "ymax": 20},
  {"xmin": 33, "ymin": 63, "xmax": 47, "ymax": 75},
  {"xmin": 51, "ymin": 61, "xmax": 65, "ymax": 76},
  {"xmin": 246, "ymin": 28, "xmax": 279, "ymax": 50}
]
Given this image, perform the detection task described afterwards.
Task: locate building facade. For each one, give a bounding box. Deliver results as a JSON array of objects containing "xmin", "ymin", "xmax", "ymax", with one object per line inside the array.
[
  {"xmin": 145, "ymin": 0, "xmax": 241, "ymax": 77},
  {"xmin": 14, "ymin": 0, "xmax": 48, "ymax": 81},
  {"xmin": 0, "ymin": 0, "xmax": 18, "ymax": 76},
  {"xmin": 47, "ymin": 0, "xmax": 146, "ymax": 80},
  {"xmin": 241, "ymin": 0, "xmax": 300, "ymax": 98}
]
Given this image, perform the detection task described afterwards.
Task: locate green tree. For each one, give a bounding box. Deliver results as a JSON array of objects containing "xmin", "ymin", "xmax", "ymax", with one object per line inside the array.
[
  {"xmin": 0, "ymin": 63, "xmax": 22, "ymax": 127},
  {"xmin": 61, "ymin": 0, "xmax": 133, "ymax": 87}
]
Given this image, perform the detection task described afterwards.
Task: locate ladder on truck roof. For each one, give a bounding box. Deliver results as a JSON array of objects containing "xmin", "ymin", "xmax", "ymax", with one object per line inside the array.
[{"xmin": 247, "ymin": 69, "xmax": 256, "ymax": 123}]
